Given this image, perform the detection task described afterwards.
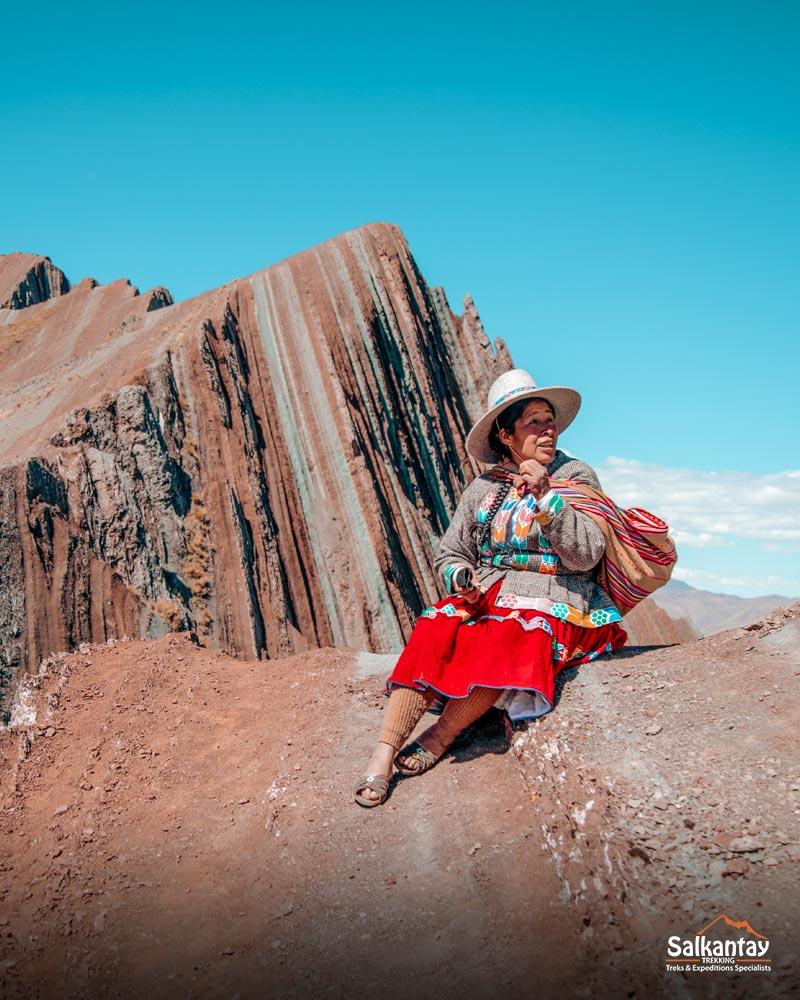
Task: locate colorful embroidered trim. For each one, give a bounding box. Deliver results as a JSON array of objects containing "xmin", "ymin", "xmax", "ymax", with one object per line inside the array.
[
  {"xmin": 419, "ymin": 602, "xmax": 473, "ymax": 623},
  {"xmin": 496, "ymin": 593, "xmax": 623, "ymax": 628},
  {"xmin": 443, "ymin": 563, "xmax": 473, "ymax": 595},
  {"xmin": 483, "ymin": 551, "xmax": 532, "ymax": 570},
  {"xmin": 533, "ymin": 490, "xmax": 564, "ymax": 525},
  {"xmin": 462, "ymin": 612, "xmax": 555, "ymax": 633}
]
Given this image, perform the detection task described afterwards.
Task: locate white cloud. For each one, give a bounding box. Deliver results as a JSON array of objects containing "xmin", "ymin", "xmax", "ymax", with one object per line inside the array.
[
  {"xmin": 674, "ymin": 566, "xmax": 800, "ymax": 592},
  {"xmin": 673, "ymin": 567, "xmax": 718, "ymax": 584},
  {"xmin": 671, "ymin": 530, "xmax": 732, "ymax": 548},
  {"xmin": 596, "ymin": 457, "xmax": 800, "ymax": 550}
]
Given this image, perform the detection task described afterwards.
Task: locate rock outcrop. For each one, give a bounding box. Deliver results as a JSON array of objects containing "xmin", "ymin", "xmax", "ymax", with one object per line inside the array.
[
  {"xmin": 0, "ymin": 253, "xmax": 71, "ymax": 309},
  {"xmin": 620, "ymin": 596, "xmax": 698, "ymax": 646},
  {"xmin": 0, "ymin": 225, "xmax": 511, "ymax": 700}
]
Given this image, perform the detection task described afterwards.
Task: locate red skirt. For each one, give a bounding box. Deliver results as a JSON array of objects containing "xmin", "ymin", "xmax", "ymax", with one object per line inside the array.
[{"xmin": 387, "ymin": 580, "xmax": 627, "ymax": 718}]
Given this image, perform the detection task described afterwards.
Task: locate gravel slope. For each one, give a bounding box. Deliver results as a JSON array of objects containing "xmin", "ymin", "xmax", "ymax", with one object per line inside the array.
[{"xmin": 1, "ymin": 608, "xmax": 797, "ymax": 999}]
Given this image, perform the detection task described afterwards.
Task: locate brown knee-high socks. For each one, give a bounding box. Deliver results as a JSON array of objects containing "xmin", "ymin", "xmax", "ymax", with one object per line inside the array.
[
  {"xmin": 425, "ymin": 686, "xmax": 499, "ymax": 753},
  {"xmin": 379, "ymin": 685, "xmax": 499, "ymax": 754},
  {"xmin": 379, "ymin": 687, "xmax": 435, "ymax": 751}
]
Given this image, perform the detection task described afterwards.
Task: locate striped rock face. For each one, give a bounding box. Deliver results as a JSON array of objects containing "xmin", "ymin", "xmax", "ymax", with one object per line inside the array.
[{"xmin": 0, "ymin": 224, "xmax": 511, "ymax": 701}]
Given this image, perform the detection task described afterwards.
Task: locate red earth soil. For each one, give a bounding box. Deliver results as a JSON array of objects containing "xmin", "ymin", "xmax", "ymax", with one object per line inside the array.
[{"xmin": 1, "ymin": 606, "xmax": 798, "ymax": 999}]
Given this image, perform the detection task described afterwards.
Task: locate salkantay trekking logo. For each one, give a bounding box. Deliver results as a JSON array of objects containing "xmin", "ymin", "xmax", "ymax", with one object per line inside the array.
[{"xmin": 666, "ymin": 914, "xmax": 771, "ymax": 974}]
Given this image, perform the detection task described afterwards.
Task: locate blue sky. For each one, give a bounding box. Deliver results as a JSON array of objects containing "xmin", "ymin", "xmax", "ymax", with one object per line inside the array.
[{"xmin": 2, "ymin": 2, "xmax": 798, "ymax": 598}]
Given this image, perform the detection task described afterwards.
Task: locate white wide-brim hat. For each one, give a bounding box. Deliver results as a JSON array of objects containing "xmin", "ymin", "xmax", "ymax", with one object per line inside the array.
[{"xmin": 466, "ymin": 368, "xmax": 581, "ymax": 464}]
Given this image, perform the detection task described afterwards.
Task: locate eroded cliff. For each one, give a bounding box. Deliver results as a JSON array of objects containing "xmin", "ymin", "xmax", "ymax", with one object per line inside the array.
[
  {"xmin": 0, "ymin": 253, "xmax": 71, "ymax": 310},
  {"xmin": 0, "ymin": 225, "xmax": 511, "ymax": 699}
]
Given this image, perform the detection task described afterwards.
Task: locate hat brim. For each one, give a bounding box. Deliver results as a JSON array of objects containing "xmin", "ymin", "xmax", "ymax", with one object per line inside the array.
[{"xmin": 466, "ymin": 386, "xmax": 581, "ymax": 464}]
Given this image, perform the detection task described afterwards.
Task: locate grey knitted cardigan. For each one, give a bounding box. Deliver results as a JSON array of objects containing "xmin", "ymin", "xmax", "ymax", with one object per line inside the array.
[{"xmin": 434, "ymin": 450, "xmax": 620, "ymax": 621}]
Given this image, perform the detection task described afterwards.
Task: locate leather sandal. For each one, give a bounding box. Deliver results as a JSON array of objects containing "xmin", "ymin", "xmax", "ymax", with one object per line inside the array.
[
  {"xmin": 394, "ymin": 740, "xmax": 440, "ymax": 777},
  {"xmin": 353, "ymin": 774, "xmax": 390, "ymax": 808}
]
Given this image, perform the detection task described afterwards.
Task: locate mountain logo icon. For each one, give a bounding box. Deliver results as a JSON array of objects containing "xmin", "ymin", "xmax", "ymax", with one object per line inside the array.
[{"xmin": 696, "ymin": 914, "xmax": 767, "ymax": 940}]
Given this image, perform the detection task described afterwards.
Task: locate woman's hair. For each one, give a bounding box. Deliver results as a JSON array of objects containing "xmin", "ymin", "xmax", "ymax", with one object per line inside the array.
[{"xmin": 487, "ymin": 396, "xmax": 556, "ymax": 460}]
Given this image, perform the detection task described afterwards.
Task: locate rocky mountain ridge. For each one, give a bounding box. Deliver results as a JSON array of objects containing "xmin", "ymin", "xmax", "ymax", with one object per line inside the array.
[
  {"xmin": 0, "ymin": 253, "xmax": 71, "ymax": 310},
  {"xmin": 0, "ymin": 225, "xmax": 512, "ymax": 705}
]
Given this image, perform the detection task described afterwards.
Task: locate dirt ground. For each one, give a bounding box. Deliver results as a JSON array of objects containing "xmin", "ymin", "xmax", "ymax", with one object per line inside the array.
[{"xmin": 1, "ymin": 607, "xmax": 798, "ymax": 1000}]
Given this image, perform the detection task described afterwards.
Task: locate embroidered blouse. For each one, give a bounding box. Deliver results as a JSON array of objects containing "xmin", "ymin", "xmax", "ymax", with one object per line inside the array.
[{"xmin": 434, "ymin": 450, "xmax": 622, "ymax": 628}]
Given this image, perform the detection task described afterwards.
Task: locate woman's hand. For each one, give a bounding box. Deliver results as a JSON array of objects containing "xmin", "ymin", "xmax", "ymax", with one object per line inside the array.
[
  {"xmin": 514, "ymin": 459, "xmax": 551, "ymax": 498},
  {"xmin": 452, "ymin": 565, "xmax": 483, "ymax": 603},
  {"xmin": 459, "ymin": 585, "xmax": 483, "ymax": 604}
]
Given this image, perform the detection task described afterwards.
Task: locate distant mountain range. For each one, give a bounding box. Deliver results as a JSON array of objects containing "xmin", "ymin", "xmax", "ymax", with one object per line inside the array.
[{"xmin": 650, "ymin": 579, "xmax": 797, "ymax": 638}]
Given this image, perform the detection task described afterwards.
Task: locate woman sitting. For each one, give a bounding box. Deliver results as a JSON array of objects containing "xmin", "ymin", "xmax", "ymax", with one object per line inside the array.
[{"xmin": 354, "ymin": 368, "xmax": 627, "ymax": 806}]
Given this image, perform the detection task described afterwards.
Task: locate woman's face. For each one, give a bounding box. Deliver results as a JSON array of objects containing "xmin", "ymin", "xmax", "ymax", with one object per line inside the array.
[{"xmin": 500, "ymin": 399, "xmax": 558, "ymax": 465}]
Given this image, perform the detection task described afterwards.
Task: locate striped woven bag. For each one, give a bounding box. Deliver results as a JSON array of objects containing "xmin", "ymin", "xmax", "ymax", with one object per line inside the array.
[{"xmin": 552, "ymin": 480, "xmax": 677, "ymax": 615}]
